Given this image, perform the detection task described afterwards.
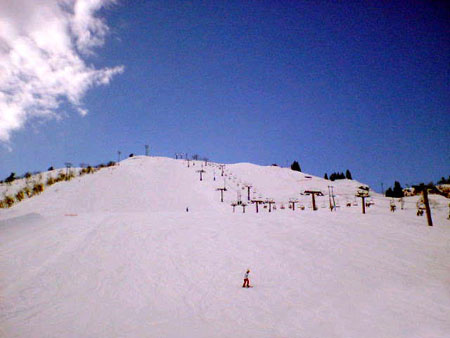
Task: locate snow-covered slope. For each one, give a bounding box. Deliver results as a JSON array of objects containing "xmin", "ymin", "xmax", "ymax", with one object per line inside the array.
[
  {"xmin": 1, "ymin": 156, "xmax": 449, "ymax": 337},
  {"xmin": 2, "ymin": 157, "xmax": 225, "ymax": 215}
]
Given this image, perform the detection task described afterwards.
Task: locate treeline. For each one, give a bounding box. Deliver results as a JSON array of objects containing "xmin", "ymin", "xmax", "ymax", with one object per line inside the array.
[
  {"xmin": 1, "ymin": 162, "xmax": 116, "ymax": 185},
  {"xmin": 385, "ymin": 175, "xmax": 450, "ymax": 198},
  {"xmin": 324, "ymin": 170, "xmax": 352, "ymax": 181},
  {"xmin": 437, "ymin": 176, "xmax": 450, "ymax": 185}
]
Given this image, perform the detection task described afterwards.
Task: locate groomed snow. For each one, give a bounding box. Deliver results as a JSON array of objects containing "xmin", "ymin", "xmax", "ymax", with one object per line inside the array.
[{"xmin": 1, "ymin": 156, "xmax": 449, "ymax": 337}]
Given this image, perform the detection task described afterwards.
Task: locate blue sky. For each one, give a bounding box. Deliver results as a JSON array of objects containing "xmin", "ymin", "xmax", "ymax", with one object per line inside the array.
[{"xmin": 0, "ymin": 0, "xmax": 449, "ymax": 191}]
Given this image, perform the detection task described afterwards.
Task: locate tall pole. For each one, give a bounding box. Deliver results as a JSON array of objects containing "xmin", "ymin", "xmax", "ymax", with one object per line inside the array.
[
  {"xmin": 217, "ymin": 188, "xmax": 227, "ymax": 202},
  {"xmin": 331, "ymin": 186, "xmax": 336, "ymax": 210},
  {"xmin": 145, "ymin": 145, "xmax": 149, "ymax": 156},
  {"xmin": 422, "ymin": 188, "xmax": 433, "ymax": 226},
  {"xmin": 311, "ymin": 194, "xmax": 317, "ymax": 211},
  {"xmin": 118, "ymin": 151, "xmax": 121, "ymax": 164},
  {"xmin": 290, "ymin": 201, "xmax": 297, "ymax": 211},
  {"xmin": 64, "ymin": 162, "xmax": 72, "ymax": 180},
  {"xmin": 328, "ymin": 186, "xmax": 333, "ymax": 211},
  {"xmin": 245, "ymin": 185, "xmax": 252, "ymax": 201}
]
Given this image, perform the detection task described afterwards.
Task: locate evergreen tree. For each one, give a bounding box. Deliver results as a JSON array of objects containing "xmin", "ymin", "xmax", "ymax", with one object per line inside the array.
[
  {"xmin": 393, "ymin": 181, "xmax": 404, "ymax": 197},
  {"xmin": 290, "ymin": 161, "xmax": 301, "ymax": 172},
  {"xmin": 324, "ymin": 173, "xmax": 328, "ymax": 180},
  {"xmin": 5, "ymin": 172, "xmax": 16, "ymax": 183},
  {"xmin": 385, "ymin": 187, "xmax": 393, "ymax": 197},
  {"xmin": 385, "ymin": 181, "xmax": 404, "ymax": 198},
  {"xmin": 345, "ymin": 169, "xmax": 352, "ymax": 180}
]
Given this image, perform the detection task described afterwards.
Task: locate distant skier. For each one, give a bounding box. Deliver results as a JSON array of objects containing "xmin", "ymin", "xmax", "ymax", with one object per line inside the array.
[
  {"xmin": 186, "ymin": 207, "xmax": 189, "ymax": 212},
  {"xmin": 242, "ymin": 269, "xmax": 251, "ymax": 288},
  {"xmin": 390, "ymin": 199, "xmax": 396, "ymax": 212},
  {"xmin": 399, "ymin": 198, "xmax": 405, "ymax": 210}
]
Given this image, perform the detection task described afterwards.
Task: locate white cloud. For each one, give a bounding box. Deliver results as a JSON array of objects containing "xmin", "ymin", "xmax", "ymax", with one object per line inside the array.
[{"xmin": 0, "ymin": 0, "xmax": 124, "ymax": 142}]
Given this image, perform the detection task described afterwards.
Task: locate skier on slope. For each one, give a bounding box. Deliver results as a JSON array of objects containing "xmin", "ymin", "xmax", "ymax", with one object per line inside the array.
[{"xmin": 242, "ymin": 269, "xmax": 251, "ymax": 288}]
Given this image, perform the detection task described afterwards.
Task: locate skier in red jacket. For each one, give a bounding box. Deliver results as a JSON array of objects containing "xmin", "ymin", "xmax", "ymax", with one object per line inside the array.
[{"xmin": 242, "ymin": 269, "xmax": 251, "ymax": 288}]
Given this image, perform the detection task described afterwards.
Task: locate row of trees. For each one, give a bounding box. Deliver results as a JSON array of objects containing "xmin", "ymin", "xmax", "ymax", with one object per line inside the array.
[
  {"xmin": 385, "ymin": 181, "xmax": 404, "ymax": 198},
  {"xmin": 288, "ymin": 162, "xmax": 355, "ymax": 182},
  {"xmin": 324, "ymin": 170, "xmax": 352, "ymax": 181},
  {"xmin": 437, "ymin": 176, "xmax": 450, "ymax": 185},
  {"xmin": 386, "ymin": 178, "xmax": 449, "ymax": 198}
]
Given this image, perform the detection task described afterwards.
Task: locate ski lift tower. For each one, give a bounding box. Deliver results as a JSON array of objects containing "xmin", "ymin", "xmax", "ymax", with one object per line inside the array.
[
  {"xmin": 251, "ymin": 197, "xmax": 265, "ymax": 213},
  {"xmin": 413, "ymin": 184, "xmax": 433, "ymax": 226},
  {"xmin": 289, "ymin": 198, "xmax": 299, "ymax": 211},
  {"xmin": 64, "ymin": 162, "xmax": 72, "ymax": 180},
  {"xmin": 304, "ymin": 190, "xmax": 324, "ymax": 211},
  {"xmin": 216, "ymin": 186, "xmax": 227, "ymax": 202},
  {"xmin": 266, "ymin": 198, "xmax": 276, "ymax": 212},
  {"xmin": 243, "ymin": 183, "xmax": 252, "ymax": 201},
  {"xmin": 356, "ymin": 186, "xmax": 370, "ymax": 214},
  {"xmin": 328, "ymin": 186, "xmax": 336, "ymax": 211},
  {"xmin": 196, "ymin": 168, "xmax": 206, "ymax": 181}
]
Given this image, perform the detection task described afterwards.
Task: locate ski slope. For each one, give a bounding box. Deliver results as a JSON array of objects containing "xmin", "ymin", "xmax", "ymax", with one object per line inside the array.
[{"xmin": 1, "ymin": 156, "xmax": 449, "ymax": 337}]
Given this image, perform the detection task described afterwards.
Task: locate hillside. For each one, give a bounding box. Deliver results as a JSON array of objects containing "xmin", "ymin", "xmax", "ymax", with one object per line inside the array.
[{"xmin": 1, "ymin": 156, "xmax": 449, "ymax": 337}]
